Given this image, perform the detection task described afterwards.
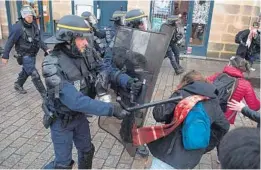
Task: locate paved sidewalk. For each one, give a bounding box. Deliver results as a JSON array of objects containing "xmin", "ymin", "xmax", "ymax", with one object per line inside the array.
[{"xmin": 0, "ymin": 51, "xmax": 259, "ymax": 169}]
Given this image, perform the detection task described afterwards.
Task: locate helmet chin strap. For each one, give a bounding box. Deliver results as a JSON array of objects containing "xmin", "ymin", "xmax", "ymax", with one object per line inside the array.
[
  {"xmin": 22, "ymin": 18, "xmax": 33, "ymax": 27},
  {"xmin": 63, "ymin": 39, "xmax": 83, "ymax": 58}
]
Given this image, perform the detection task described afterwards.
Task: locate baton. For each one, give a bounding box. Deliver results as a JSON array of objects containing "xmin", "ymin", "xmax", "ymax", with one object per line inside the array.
[{"xmin": 117, "ymin": 95, "xmax": 183, "ymax": 112}]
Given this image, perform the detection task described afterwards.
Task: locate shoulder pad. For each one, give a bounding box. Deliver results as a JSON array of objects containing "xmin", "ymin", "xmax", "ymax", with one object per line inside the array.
[
  {"xmin": 42, "ymin": 55, "xmax": 59, "ymax": 76},
  {"xmin": 45, "ymin": 75, "xmax": 62, "ymax": 88},
  {"xmin": 42, "ymin": 54, "xmax": 61, "ymax": 88},
  {"xmin": 42, "ymin": 54, "xmax": 59, "ymax": 66}
]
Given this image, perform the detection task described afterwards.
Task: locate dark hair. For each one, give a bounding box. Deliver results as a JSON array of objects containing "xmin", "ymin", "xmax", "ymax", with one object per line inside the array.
[
  {"xmin": 229, "ymin": 56, "xmax": 250, "ymax": 73},
  {"xmin": 219, "ymin": 127, "xmax": 260, "ymax": 169},
  {"xmin": 253, "ymin": 21, "xmax": 260, "ymax": 28}
]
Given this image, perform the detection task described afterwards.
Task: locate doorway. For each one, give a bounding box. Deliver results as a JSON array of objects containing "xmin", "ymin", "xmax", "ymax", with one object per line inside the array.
[
  {"xmin": 150, "ymin": 0, "xmax": 214, "ymax": 57},
  {"xmin": 94, "ymin": 0, "xmax": 128, "ymax": 29},
  {"xmin": 186, "ymin": 0, "xmax": 214, "ymax": 56}
]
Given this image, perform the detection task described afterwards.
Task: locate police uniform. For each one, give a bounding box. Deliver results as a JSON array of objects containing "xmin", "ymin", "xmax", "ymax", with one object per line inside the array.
[
  {"xmin": 165, "ymin": 15, "xmax": 184, "ymax": 75},
  {"xmin": 120, "ymin": 8, "xmax": 152, "ymax": 157},
  {"xmin": 42, "ymin": 15, "xmax": 141, "ymax": 169},
  {"xmin": 3, "ymin": 5, "xmax": 48, "ymax": 97},
  {"xmin": 103, "ymin": 11, "xmax": 127, "ymax": 69}
]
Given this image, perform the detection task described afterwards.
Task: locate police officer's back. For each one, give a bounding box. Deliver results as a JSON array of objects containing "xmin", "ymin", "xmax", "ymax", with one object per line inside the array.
[
  {"xmin": 42, "ymin": 15, "xmax": 137, "ymax": 169},
  {"xmin": 103, "ymin": 10, "xmax": 127, "ymax": 68}
]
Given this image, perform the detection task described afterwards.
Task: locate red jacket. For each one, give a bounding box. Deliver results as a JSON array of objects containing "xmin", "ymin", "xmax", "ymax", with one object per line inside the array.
[{"xmin": 207, "ymin": 65, "xmax": 260, "ymax": 124}]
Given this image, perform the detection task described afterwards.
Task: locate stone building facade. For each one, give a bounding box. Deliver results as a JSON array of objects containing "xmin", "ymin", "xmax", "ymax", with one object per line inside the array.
[
  {"xmin": 0, "ymin": 0, "xmax": 260, "ymax": 59},
  {"xmin": 207, "ymin": 0, "xmax": 260, "ymax": 60},
  {"xmin": 0, "ymin": 1, "xmax": 8, "ymax": 39}
]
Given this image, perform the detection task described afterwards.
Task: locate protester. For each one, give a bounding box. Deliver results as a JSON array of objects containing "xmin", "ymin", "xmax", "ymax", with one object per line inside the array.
[
  {"xmin": 228, "ymin": 99, "xmax": 260, "ymax": 127},
  {"xmin": 132, "ymin": 70, "xmax": 229, "ymax": 169},
  {"xmin": 219, "ymin": 127, "xmax": 260, "ymax": 169},
  {"xmin": 236, "ymin": 22, "xmax": 260, "ymax": 71},
  {"xmin": 207, "ymin": 56, "xmax": 260, "ymax": 124}
]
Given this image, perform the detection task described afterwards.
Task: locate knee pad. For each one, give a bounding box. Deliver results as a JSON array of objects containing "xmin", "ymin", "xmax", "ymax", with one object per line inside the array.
[{"xmin": 31, "ymin": 70, "xmax": 40, "ymax": 79}]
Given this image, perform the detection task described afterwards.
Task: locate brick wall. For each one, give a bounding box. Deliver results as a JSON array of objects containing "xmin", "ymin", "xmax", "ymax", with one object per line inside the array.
[
  {"xmin": 127, "ymin": 0, "xmax": 150, "ymax": 16},
  {"xmin": 207, "ymin": 0, "xmax": 260, "ymax": 59},
  {"xmin": 0, "ymin": 1, "xmax": 9, "ymax": 39},
  {"xmin": 52, "ymin": 0, "xmax": 72, "ymax": 20}
]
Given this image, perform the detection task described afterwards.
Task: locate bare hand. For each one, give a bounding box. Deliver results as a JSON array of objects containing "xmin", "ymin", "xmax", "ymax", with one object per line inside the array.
[
  {"xmin": 46, "ymin": 49, "xmax": 52, "ymax": 55},
  {"xmin": 227, "ymin": 99, "xmax": 246, "ymax": 112},
  {"xmin": 1, "ymin": 58, "xmax": 8, "ymax": 65}
]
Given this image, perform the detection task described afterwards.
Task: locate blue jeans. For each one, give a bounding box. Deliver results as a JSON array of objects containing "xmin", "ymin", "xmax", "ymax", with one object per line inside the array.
[
  {"xmin": 44, "ymin": 114, "xmax": 92, "ymax": 168},
  {"xmin": 249, "ymin": 53, "xmax": 260, "ymax": 65},
  {"xmin": 150, "ymin": 157, "xmax": 175, "ymax": 169}
]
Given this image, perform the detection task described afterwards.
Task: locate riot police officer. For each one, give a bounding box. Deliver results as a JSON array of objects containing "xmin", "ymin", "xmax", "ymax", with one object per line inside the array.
[
  {"xmin": 166, "ymin": 15, "xmax": 184, "ymax": 75},
  {"xmin": 42, "ymin": 15, "xmax": 142, "ymax": 169},
  {"xmin": 81, "ymin": 11, "xmax": 107, "ymax": 57},
  {"xmin": 107, "ymin": 10, "xmax": 127, "ymax": 47},
  {"xmin": 2, "ymin": 5, "xmax": 50, "ymax": 97},
  {"xmin": 125, "ymin": 9, "xmax": 150, "ymax": 31},
  {"xmin": 123, "ymin": 9, "xmax": 151, "ymax": 157}
]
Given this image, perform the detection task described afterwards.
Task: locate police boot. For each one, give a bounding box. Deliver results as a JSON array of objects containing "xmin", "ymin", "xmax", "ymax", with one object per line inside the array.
[
  {"xmin": 78, "ymin": 143, "xmax": 95, "ymax": 169},
  {"xmin": 168, "ymin": 53, "xmax": 183, "ymax": 75},
  {"xmin": 44, "ymin": 160, "xmax": 75, "ymax": 169},
  {"xmin": 175, "ymin": 66, "xmax": 184, "ymax": 75},
  {"xmin": 137, "ymin": 145, "xmax": 149, "ymax": 157},
  {"xmin": 14, "ymin": 73, "xmax": 28, "ymax": 94},
  {"xmin": 31, "ymin": 70, "xmax": 47, "ymax": 99}
]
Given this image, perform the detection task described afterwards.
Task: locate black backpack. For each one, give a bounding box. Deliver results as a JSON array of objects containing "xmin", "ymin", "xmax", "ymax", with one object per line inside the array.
[
  {"xmin": 213, "ymin": 73, "xmax": 238, "ymax": 112},
  {"xmin": 235, "ymin": 29, "xmax": 248, "ymax": 44}
]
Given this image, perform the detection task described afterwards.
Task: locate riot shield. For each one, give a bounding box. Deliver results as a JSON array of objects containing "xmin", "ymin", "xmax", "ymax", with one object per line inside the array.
[{"xmin": 98, "ymin": 24, "xmax": 175, "ymax": 157}]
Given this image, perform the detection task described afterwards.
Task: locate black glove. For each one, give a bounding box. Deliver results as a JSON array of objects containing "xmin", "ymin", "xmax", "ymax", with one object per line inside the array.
[
  {"xmin": 152, "ymin": 104, "xmax": 173, "ymax": 123},
  {"xmin": 111, "ymin": 102, "xmax": 129, "ymax": 120},
  {"xmin": 127, "ymin": 78, "xmax": 143, "ymax": 96},
  {"xmin": 152, "ymin": 104, "xmax": 165, "ymax": 122},
  {"xmin": 96, "ymin": 71, "xmax": 109, "ymax": 90}
]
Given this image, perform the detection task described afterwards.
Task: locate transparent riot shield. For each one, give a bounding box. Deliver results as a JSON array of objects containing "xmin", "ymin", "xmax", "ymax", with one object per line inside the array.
[{"xmin": 98, "ymin": 24, "xmax": 175, "ymax": 157}]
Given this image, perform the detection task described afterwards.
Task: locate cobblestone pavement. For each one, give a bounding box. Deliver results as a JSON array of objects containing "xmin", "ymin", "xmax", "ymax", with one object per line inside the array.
[{"xmin": 0, "ymin": 51, "xmax": 259, "ymax": 169}]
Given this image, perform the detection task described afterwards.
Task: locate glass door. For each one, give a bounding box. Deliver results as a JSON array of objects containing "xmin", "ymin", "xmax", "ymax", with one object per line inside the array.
[
  {"xmin": 38, "ymin": 0, "xmax": 53, "ymax": 37},
  {"xmin": 186, "ymin": 0, "xmax": 214, "ymax": 56}
]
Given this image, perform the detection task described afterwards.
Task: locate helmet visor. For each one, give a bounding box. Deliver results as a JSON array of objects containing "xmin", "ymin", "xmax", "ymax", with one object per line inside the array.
[
  {"xmin": 138, "ymin": 17, "xmax": 151, "ymax": 31},
  {"xmin": 21, "ymin": 6, "xmax": 36, "ymax": 18},
  {"xmin": 88, "ymin": 15, "xmax": 98, "ymax": 26}
]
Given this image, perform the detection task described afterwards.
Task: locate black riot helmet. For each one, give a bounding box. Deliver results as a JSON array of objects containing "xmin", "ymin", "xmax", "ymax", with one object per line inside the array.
[
  {"xmin": 125, "ymin": 9, "xmax": 151, "ymax": 31},
  {"xmin": 166, "ymin": 15, "xmax": 180, "ymax": 26},
  {"xmin": 45, "ymin": 15, "xmax": 93, "ymax": 44},
  {"xmin": 110, "ymin": 11, "xmax": 126, "ymax": 26},
  {"xmin": 81, "ymin": 11, "xmax": 98, "ymax": 27},
  {"xmin": 45, "ymin": 15, "xmax": 94, "ymax": 58}
]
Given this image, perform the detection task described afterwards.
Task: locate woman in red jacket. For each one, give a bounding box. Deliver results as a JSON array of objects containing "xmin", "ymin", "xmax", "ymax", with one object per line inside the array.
[{"xmin": 207, "ymin": 56, "xmax": 260, "ymax": 124}]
